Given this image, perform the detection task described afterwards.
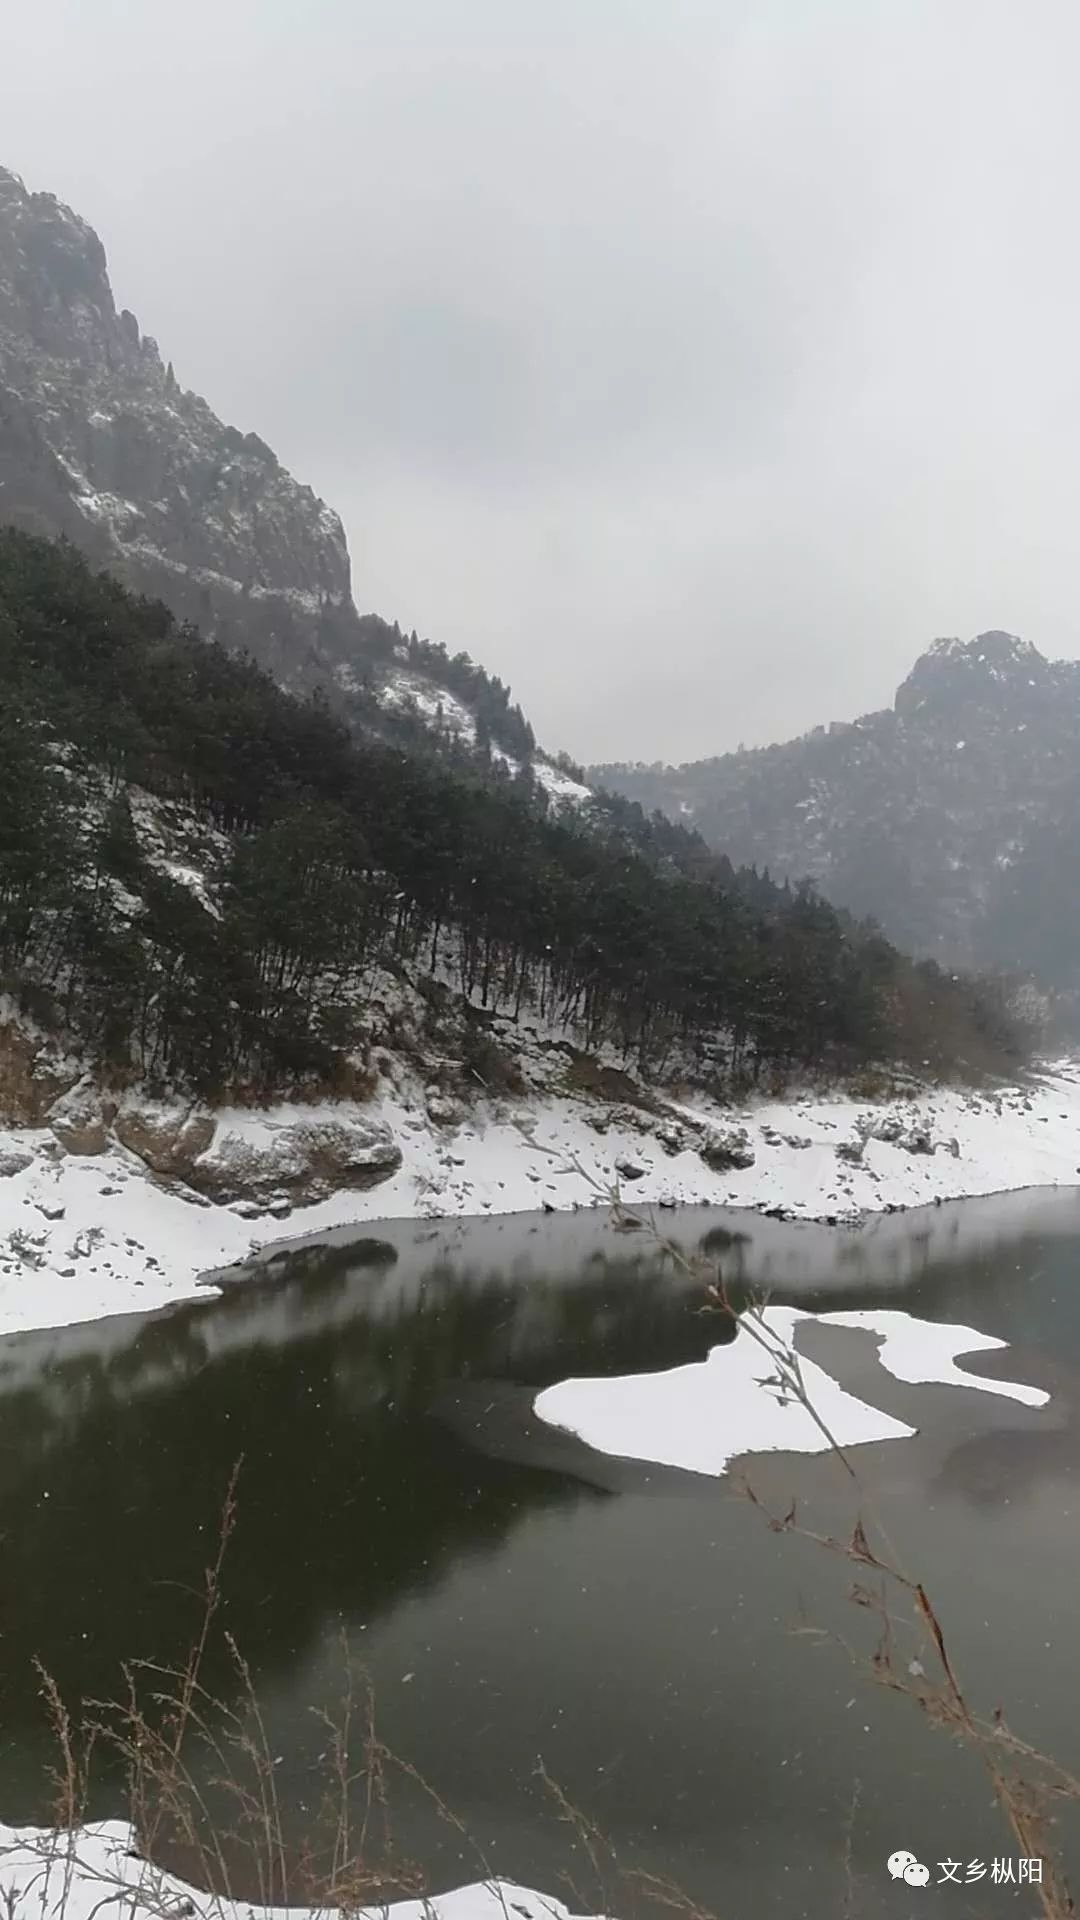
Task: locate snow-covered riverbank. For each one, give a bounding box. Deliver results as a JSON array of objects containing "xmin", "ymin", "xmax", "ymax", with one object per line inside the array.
[
  {"xmin": 2, "ymin": 1062, "xmax": 1080, "ymax": 1342},
  {"xmin": 0, "ymin": 1822, "xmax": 604, "ymax": 1920}
]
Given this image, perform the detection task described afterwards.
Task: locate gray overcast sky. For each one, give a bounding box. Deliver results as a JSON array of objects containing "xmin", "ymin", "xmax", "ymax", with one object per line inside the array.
[{"xmin": 3, "ymin": 0, "xmax": 1080, "ymax": 764}]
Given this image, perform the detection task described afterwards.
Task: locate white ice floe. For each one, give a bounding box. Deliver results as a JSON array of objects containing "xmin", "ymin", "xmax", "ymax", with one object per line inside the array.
[
  {"xmin": 535, "ymin": 1305, "xmax": 914, "ymax": 1476},
  {"xmin": 0, "ymin": 1821, "xmax": 606, "ymax": 1920},
  {"xmin": 813, "ymin": 1308, "xmax": 1050, "ymax": 1407},
  {"xmin": 533, "ymin": 1305, "xmax": 1048, "ymax": 1477}
]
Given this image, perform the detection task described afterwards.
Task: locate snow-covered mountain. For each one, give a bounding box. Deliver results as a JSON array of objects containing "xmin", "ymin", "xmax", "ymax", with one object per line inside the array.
[
  {"xmin": 592, "ymin": 631, "xmax": 1080, "ymax": 986},
  {"xmin": 0, "ymin": 163, "xmax": 588, "ymax": 799}
]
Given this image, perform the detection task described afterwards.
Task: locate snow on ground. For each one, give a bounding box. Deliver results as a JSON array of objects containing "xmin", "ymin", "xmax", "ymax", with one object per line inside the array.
[
  {"xmin": 157, "ymin": 860, "xmax": 221, "ymax": 914},
  {"xmin": 485, "ymin": 746, "xmax": 590, "ymax": 807},
  {"xmin": 377, "ymin": 670, "xmax": 477, "ymax": 740},
  {"xmin": 532, "ymin": 758, "xmax": 593, "ymax": 806},
  {"xmin": 533, "ymin": 1304, "xmax": 1048, "ymax": 1477},
  {"xmin": 2, "ymin": 1063, "xmax": 1080, "ymax": 1342},
  {"xmin": 0, "ymin": 1821, "xmax": 606, "ymax": 1920},
  {"xmin": 367, "ymin": 667, "xmax": 589, "ymax": 807}
]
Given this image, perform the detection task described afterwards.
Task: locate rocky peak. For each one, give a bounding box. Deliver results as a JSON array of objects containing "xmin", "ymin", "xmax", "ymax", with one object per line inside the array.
[
  {"xmin": 0, "ymin": 162, "xmax": 360, "ymax": 687},
  {"xmin": 0, "ymin": 166, "xmax": 104, "ymax": 282},
  {"xmin": 0, "ymin": 163, "xmax": 569, "ymax": 782},
  {"xmin": 594, "ymin": 624, "xmax": 1080, "ymax": 984},
  {"xmin": 0, "ymin": 165, "xmax": 135, "ymax": 369},
  {"xmin": 894, "ymin": 630, "xmax": 1054, "ymax": 726}
]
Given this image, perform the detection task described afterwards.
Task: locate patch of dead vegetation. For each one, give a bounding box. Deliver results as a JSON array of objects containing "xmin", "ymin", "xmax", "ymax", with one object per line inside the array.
[{"xmin": 561, "ymin": 1050, "xmax": 658, "ymax": 1111}]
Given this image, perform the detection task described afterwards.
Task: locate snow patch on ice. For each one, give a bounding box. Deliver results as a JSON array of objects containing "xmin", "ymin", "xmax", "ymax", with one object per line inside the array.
[
  {"xmin": 534, "ymin": 1303, "xmax": 1047, "ymax": 1476},
  {"xmin": 816, "ymin": 1308, "xmax": 1049, "ymax": 1406},
  {"xmin": 535, "ymin": 1305, "xmax": 915, "ymax": 1475}
]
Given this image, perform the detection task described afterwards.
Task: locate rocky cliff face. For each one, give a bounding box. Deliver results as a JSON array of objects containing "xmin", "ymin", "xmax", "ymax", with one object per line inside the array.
[
  {"xmin": 0, "ymin": 164, "xmax": 584, "ymax": 784},
  {"xmin": 0, "ymin": 165, "xmax": 361, "ymax": 687},
  {"xmin": 592, "ymin": 632, "xmax": 1080, "ymax": 987}
]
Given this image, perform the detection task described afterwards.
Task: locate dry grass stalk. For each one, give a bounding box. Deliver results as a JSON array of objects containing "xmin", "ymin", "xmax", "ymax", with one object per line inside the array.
[{"xmin": 9, "ymin": 1458, "xmax": 428, "ymax": 1917}]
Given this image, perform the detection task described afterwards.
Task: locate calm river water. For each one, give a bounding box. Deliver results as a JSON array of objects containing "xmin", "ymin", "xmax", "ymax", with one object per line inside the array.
[{"xmin": 2, "ymin": 1192, "xmax": 1080, "ymax": 1916}]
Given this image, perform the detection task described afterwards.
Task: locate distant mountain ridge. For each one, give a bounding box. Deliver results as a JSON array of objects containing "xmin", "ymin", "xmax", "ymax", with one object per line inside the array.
[
  {"xmin": 0, "ymin": 163, "xmax": 576, "ymax": 787},
  {"xmin": 592, "ymin": 631, "xmax": 1080, "ymax": 988}
]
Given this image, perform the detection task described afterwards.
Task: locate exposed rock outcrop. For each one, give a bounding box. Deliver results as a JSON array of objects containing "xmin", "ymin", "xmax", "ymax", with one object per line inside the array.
[
  {"xmin": 857, "ymin": 1113, "xmax": 937, "ymax": 1156},
  {"xmin": 49, "ymin": 1082, "xmax": 113, "ymax": 1154},
  {"xmin": 0, "ymin": 164, "xmax": 573, "ymax": 790},
  {"xmin": 185, "ymin": 1117, "xmax": 403, "ymax": 1209},
  {"xmin": 0, "ymin": 165, "xmax": 360, "ymax": 691},
  {"xmin": 115, "ymin": 1103, "xmax": 217, "ymax": 1177},
  {"xmin": 0, "ymin": 1019, "xmax": 80, "ymax": 1125},
  {"xmin": 699, "ymin": 1125, "xmax": 756, "ymax": 1172}
]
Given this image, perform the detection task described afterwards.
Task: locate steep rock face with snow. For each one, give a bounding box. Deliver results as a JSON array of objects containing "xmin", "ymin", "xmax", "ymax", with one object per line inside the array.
[
  {"xmin": 0, "ymin": 165, "xmax": 593, "ymax": 797},
  {"xmin": 592, "ymin": 632, "xmax": 1080, "ymax": 985},
  {"xmin": 0, "ymin": 166, "xmax": 361, "ymax": 689}
]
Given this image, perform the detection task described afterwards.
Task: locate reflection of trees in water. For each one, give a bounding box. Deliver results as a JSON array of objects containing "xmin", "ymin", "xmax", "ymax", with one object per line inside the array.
[
  {"xmin": 0, "ymin": 1238, "xmax": 712, "ymax": 1815},
  {"xmin": 933, "ymin": 1424, "xmax": 1060, "ymax": 1508},
  {"xmin": 2, "ymin": 1210, "xmax": 1072, "ymax": 1824},
  {"xmin": 213, "ymin": 1230, "xmax": 401, "ymax": 1295},
  {"xmin": 698, "ymin": 1226, "xmax": 752, "ymax": 1258},
  {"xmin": 692, "ymin": 1217, "xmax": 1077, "ymax": 1352}
]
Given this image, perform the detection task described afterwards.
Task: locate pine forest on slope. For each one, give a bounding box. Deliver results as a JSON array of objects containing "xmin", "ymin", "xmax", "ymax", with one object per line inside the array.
[{"xmin": 0, "ymin": 531, "xmax": 1024, "ymax": 1098}]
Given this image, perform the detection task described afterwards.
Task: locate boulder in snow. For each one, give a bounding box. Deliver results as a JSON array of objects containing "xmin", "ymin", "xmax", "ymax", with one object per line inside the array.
[
  {"xmin": 900, "ymin": 1126, "xmax": 935, "ymax": 1156},
  {"xmin": 48, "ymin": 1082, "xmax": 112, "ymax": 1155},
  {"xmin": 700, "ymin": 1126, "xmax": 756, "ymax": 1172},
  {"xmin": 425, "ymin": 1088, "xmax": 466, "ymax": 1128},
  {"xmin": 116, "ymin": 1102, "xmax": 217, "ymax": 1176},
  {"xmin": 186, "ymin": 1114, "xmax": 402, "ymax": 1208}
]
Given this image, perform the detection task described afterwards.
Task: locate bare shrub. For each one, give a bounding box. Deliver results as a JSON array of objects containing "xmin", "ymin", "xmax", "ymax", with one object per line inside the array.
[{"xmin": 459, "ymin": 1024, "xmax": 525, "ymax": 1097}]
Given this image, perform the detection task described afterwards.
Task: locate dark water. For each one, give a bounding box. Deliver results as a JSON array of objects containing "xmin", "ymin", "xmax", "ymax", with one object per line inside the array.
[{"xmin": 3, "ymin": 1192, "xmax": 1080, "ymax": 1916}]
